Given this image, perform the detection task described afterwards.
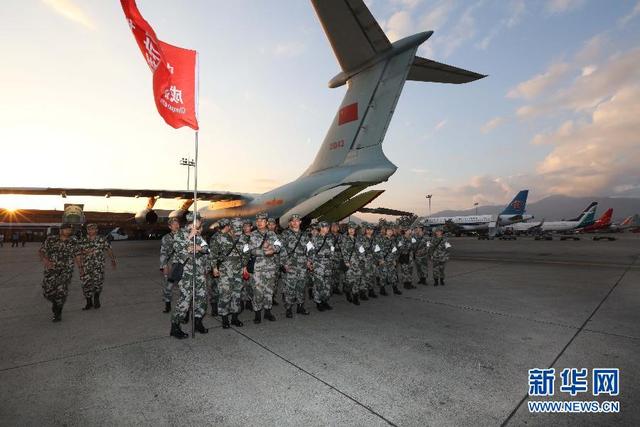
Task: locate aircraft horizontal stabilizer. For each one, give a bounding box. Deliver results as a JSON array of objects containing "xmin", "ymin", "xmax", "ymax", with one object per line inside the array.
[
  {"xmin": 357, "ymin": 206, "xmax": 413, "ymax": 216},
  {"xmin": 318, "ymin": 190, "xmax": 384, "ymax": 223},
  {"xmin": 407, "ymin": 56, "xmax": 486, "ymax": 84}
]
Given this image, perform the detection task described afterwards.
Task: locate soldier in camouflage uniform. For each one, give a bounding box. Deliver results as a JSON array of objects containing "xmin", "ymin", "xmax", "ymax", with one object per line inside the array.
[
  {"xmin": 211, "ymin": 218, "xmax": 247, "ymax": 329},
  {"xmin": 207, "ymin": 223, "xmax": 222, "ymax": 316},
  {"xmin": 308, "ymin": 221, "xmax": 335, "ymax": 311},
  {"xmin": 248, "ymin": 212, "xmax": 282, "ymax": 323},
  {"xmin": 429, "ymin": 228, "xmax": 451, "ymax": 286},
  {"xmin": 396, "ymin": 226, "xmax": 416, "ymax": 290},
  {"xmin": 79, "ymin": 223, "xmax": 116, "ymax": 310},
  {"xmin": 378, "ymin": 226, "xmax": 403, "ymax": 296},
  {"xmin": 340, "ymin": 222, "xmax": 363, "ymax": 305},
  {"xmin": 240, "ymin": 219, "xmax": 253, "ymax": 310},
  {"xmin": 38, "ymin": 223, "xmax": 83, "ymax": 322},
  {"xmin": 329, "ymin": 222, "xmax": 343, "ymax": 295},
  {"xmin": 267, "ymin": 217, "xmax": 281, "ymax": 306},
  {"xmin": 280, "ymin": 213, "xmax": 311, "ymax": 318},
  {"xmin": 413, "ymin": 225, "xmax": 429, "ymax": 285},
  {"xmin": 359, "ymin": 223, "xmax": 378, "ymax": 301},
  {"xmin": 160, "ymin": 218, "xmax": 181, "ymax": 313},
  {"xmin": 170, "ymin": 214, "xmax": 210, "ymax": 339}
]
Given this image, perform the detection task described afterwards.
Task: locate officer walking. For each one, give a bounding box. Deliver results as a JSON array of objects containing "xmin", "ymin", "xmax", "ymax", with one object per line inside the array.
[
  {"xmin": 280, "ymin": 213, "xmax": 311, "ymax": 318},
  {"xmin": 79, "ymin": 223, "xmax": 116, "ymax": 310},
  {"xmin": 170, "ymin": 214, "xmax": 210, "ymax": 339},
  {"xmin": 38, "ymin": 223, "xmax": 83, "ymax": 322},
  {"xmin": 160, "ymin": 217, "xmax": 181, "ymax": 313}
]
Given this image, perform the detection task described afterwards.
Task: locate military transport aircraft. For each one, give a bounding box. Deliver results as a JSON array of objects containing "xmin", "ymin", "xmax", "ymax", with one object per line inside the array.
[{"xmin": 0, "ymin": 0, "xmax": 485, "ymax": 229}]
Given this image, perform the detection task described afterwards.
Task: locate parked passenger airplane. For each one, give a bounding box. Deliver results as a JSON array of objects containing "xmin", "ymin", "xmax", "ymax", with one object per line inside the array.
[
  {"xmin": 506, "ymin": 202, "xmax": 598, "ymax": 233},
  {"xmin": 0, "ymin": 0, "xmax": 485, "ymax": 229}
]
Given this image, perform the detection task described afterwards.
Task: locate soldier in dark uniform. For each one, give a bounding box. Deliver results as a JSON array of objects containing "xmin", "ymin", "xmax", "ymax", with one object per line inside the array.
[{"xmin": 38, "ymin": 223, "xmax": 83, "ymax": 322}]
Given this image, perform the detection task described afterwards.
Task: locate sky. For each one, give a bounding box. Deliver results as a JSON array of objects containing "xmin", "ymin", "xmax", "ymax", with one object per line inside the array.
[{"xmin": 0, "ymin": 0, "xmax": 639, "ymax": 217}]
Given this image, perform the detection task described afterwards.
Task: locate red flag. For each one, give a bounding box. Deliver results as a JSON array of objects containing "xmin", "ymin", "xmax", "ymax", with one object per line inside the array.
[
  {"xmin": 338, "ymin": 102, "xmax": 358, "ymax": 125},
  {"xmin": 120, "ymin": 0, "xmax": 199, "ymax": 130}
]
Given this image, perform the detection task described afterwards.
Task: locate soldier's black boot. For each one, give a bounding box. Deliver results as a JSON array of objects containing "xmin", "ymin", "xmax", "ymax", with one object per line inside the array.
[
  {"xmin": 170, "ymin": 322, "xmax": 188, "ymax": 339},
  {"xmin": 352, "ymin": 293, "xmax": 360, "ymax": 305},
  {"xmin": 420, "ymin": 277, "xmax": 427, "ymax": 285},
  {"xmin": 272, "ymin": 296, "xmax": 279, "ymax": 306},
  {"xmin": 333, "ymin": 288, "xmax": 343, "ymax": 295},
  {"xmin": 221, "ymin": 314, "xmax": 230, "ymax": 329},
  {"xmin": 253, "ymin": 310, "xmax": 262, "ymax": 324},
  {"xmin": 308, "ymin": 287, "xmax": 313, "ymax": 299},
  {"xmin": 194, "ymin": 317, "xmax": 209, "ymax": 334},
  {"xmin": 93, "ymin": 292, "xmax": 101, "ymax": 309},
  {"xmin": 369, "ymin": 288, "xmax": 379, "ymax": 298},
  {"xmin": 346, "ymin": 292, "xmax": 352, "ymax": 303},
  {"xmin": 182, "ymin": 308, "xmax": 191, "ymax": 324},
  {"xmin": 82, "ymin": 297, "xmax": 93, "ymax": 311},
  {"xmin": 434, "ymin": 279, "xmax": 439, "ymax": 287},
  {"xmin": 379, "ymin": 286, "xmax": 388, "ymax": 296},
  {"xmin": 52, "ymin": 302, "xmax": 62, "ymax": 322},
  {"xmin": 359, "ymin": 290, "xmax": 369, "ymax": 301},
  {"xmin": 296, "ymin": 304, "xmax": 310, "ymax": 315},
  {"xmin": 245, "ymin": 300, "xmax": 252, "ymax": 310},
  {"xmin": 323, "ymin": 301, "xmax": 333, "ymax": 311},
  {"xmin": 163, "ymin": 302, "xmax": 171, "ymax": 313},
  {"xmin": 211, "ymin": 303, "xmax": 218, "ymax": 317},
  {"xmin": 316, "ymin": 302, "xmax": 325, "ymax": 312},
  {"xmin": 440, "ymin": 278, "xmax": 445, "ymax": 286},
  {"xmin": 403, "ymin": 282, "xmax": 411, "ymax": 290},
  {"xmin": 231, "ymin": 313, "xmax": 243, "ymax": 327},
  {"xmin": 286, "ymin": 307, "xmax": 293, "ymax": 318},
  {"xmin": 264, "ymin": 309, "xmax": 276, "ymax": 321},
  {"xmin": 392, "ymin": 285, "xmax": 402, "ymax": 295}
]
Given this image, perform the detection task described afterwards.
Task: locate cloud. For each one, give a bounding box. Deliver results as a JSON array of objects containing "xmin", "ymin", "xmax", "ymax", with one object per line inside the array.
[
  {"xmin": 477, "ymin": 0, "xmax": 526, "ymax": 50},
  {"xmin": 385, "ymin": 10, "xmax": 414, "ymax": 42},
  {"xmin": 419, "ymin": 1, "xmax": 455, "ymax": 31},
  {"xmin": 437, "ymin": 4, "xmax": 479, "ymax": 58},
  {"xmin": 507, "ymin": 62, "xmax": 570, "ymax": 99},
  {"xmin": 434, "ymin": 119, "xmax": 447, "ymax": 131},
  {"xmin": 42, "ymin": 0, "xmax": 95, "ymax": 30},
  {"xmin": 480, "ymin": 117, "xmax": 505, "ymax": 134},
  {"xmin": 546, "ymin": 0, "xmax": 585, "ymax": 14},
  {"xmin": 619, "ymin": 1, "xmax": 640, "ymax": 27},
  {"xmin": 273, "ymin": 41, "xmax": 306, "ymax": 57}
]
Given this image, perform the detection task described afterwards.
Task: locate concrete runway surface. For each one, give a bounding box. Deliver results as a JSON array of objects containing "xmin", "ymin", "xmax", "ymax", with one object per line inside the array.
[{"xmin": 0, "ymin": 235, "xmax": 638, "ymax": 426}]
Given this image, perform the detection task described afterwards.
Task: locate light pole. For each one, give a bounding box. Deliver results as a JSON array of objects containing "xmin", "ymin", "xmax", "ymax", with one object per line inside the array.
[
  {"xmin": 474, "ymin": 202, "xmax": 479, "ymax": 215},
  {"xmin": 426, "ymin": 194, "xmax": 432, "ymax": 217},
  {"xmin": 180, "ymin": 157, "xmax": 195, "ymax": 190}
]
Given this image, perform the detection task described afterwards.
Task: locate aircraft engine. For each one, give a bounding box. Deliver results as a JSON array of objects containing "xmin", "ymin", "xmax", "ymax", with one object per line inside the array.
[{"xmin": 135, "ymin": 208, "xmax": 158, "ymax": 225}]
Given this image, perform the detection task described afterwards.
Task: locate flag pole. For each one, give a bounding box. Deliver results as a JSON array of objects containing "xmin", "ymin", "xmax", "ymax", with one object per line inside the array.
[{"xmin": 191, "ymin": 52, "xmax": 200, "ymax": 339}]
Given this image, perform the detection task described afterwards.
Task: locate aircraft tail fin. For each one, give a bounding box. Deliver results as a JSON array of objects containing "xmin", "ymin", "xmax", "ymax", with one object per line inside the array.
[
  {"xmin": 577, "ymin": 203, "xmax": 598, "ymax": 227},
  {"xmin": 568, "ymin": 201, "xmax": 597, "ymax": 222},
  {"xmin": 599, "ymin": 208, "xmax": 613, "ymax": 225},
  {"xmin": 500, "ymin": 190, "xmax": 528, "ymax": 216}
]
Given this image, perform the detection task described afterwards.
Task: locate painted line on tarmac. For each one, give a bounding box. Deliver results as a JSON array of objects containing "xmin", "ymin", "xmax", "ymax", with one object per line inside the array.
[
  {"xmin": 501, "ymin": 255, "xmax": 639, "ymax": 426},
  {"xmin": 453, "ymin": 256, "xmax": 640, "ymax": 269},
  {"xmin": 226, "ymin": 324, "xmax": 398, "ymax": 426}
]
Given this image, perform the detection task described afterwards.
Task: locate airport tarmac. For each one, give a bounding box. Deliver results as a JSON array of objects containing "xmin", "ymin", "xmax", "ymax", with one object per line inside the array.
[{"xmin": 0, "ymin": 235, "xmax": 638, "ymax": 426}]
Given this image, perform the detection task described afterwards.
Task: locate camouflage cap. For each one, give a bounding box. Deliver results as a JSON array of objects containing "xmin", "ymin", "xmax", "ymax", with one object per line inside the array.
[
  {"xmin": 289, "ymin": 213, "xmax": 301, "ymax": 221},
  {"xmin": 256, "ymin": 212, "xmax": 268, "ymax": 220},
  {"xmin": 185, "ymin": 212, "xmax": 202, "ymax": 222},
  {"xmin": 218, "ymin": 218, "xmax": 230, "ymax": 227},
  {"xmin": 86, "ymin": 223, "xmax": 98, "ymax": 229},
  {"xmin": 231, "ymin": 218, "xmax": 243, "ymax": 229},
  {"xmin": 318, "ymin": 221, "xmax": 330, "ymax": 228},
  {"xmin": 267, "ymin": 217, "xmax": 277, "ymax": 224},
  {"xmin": 347, "ymin": 221, "xmax": 357, "ymax": 228},
  {"xmin": 60, "ymin": 223, "xmax": 73, "ymax": 229}
]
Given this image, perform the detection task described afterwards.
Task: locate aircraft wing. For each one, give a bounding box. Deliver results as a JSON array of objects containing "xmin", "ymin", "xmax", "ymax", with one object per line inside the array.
[
  {"xmin": 408, "ymin": 56, "xmax": 487, "ymax": 84},
  {"xmin": 0, "ymin": 187, "xmax": 252, "ymax": 202},
  {"xmin": 357, "ymin": 207, "xmax": 413, "ymax": 216},
  {"xmin": 311, "ymin": 0, "xmax": 391, "ymax": 72}
]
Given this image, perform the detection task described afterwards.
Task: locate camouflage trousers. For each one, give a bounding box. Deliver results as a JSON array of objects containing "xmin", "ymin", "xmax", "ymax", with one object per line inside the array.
[
  {"xmin": 217, "ymin": 273, "xmax": 242, "ymax": 316},
  {"xmin": 414, "ymin": 256, "xmax": 428, "ymax": 280},
  {"xmin": 361, "ymin": 262, "xmax": 377, "ymax": 291},
  {"xmin": 80, "ymin": 267, "xmax": 105, "ymax": 298},
  {"xmin": 250, "ymin": 269, "xmax": 276, "ymax": 311},
  {"xmin": 171, "ymin": 273, "xmax": 208, "ymax": 323},
  {"xmin": 273, "ymin": 269, "xmax": 282, "ymax": 302},
  {"xmin": 330, "ymin": 262, "xmax": 343, "ymax": 292},
  {"xmin": 379, "ymin": 263, "xmax": 398, "ymax": 288},
  {"xmin": 432, "ymin": 261, "xmax": 446, "ymax": 280},
  {"xmin": 283, "ymin": 266, "xmax": 307, "ymax": 309},
  {"xmin": 42, "ymin": 268, "xmax": 72, "ymax": 306},
  {"xmin": 397, "ymin": 260, "xmax": 414, "ymax": 284},
  {"xmin": 162, "ymin": 274, "xmax": 175, "ymax": 303},
  {"xmin": 312, "ymin": 272, "xmax": 332, "ymax": 304},
  {"xmin": 344, "ymin": 264, "xmax": 363, "ymax": 295},
  {"xmin": 209, "ymin": 275, "xmax": 219, "ymax": 306}
]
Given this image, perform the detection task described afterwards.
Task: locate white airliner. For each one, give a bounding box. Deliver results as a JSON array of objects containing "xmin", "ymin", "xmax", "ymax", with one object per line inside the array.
[
  {"xmin": 424, "ymin": 190, "xmax": 532, "ymax": 231},
  {"xmin": 0, "ymin": 0, "xmax": 485, "ymax": 228},
  {"xmin": 505, "ymin": 202, "xmax": 598, "ymax": 233}
]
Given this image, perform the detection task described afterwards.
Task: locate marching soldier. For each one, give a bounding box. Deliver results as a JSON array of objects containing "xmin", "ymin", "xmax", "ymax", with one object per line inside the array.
[
  {"xmin": 79, "ymin": 223, "xmax": 116, "ymax": 310},
  {"xmin": 413, "ymin": 225, "xmax": 429, "ymax": 285},
  {"xmin": 340, "ymin": 222, "xmax": 363, "ymax": 305},
  {"xmin": 397, "ymin": 226, "xmax": 416, "ymax": 290},
  {"xmin": 248, "ymin": 212, "xmax": 282, "ymax": 324},
  {"xmin": 211, "ymin": 218, "xmax": 247, "ymax": 329},
  {"xmin": 360, "ymin": 222, "xmax": 378, "ymax": 301},
  {"xmin": 308, "ymin": 221, "xmax": 335, "ymax": 311},
  {"xmin": 429, "ymin": 228, "xmax": 451, "ymax": 286},
  {"xmin": 39, "ymin": 223, "xmax": 83, "ymax": 322},
  {"xmin": 280, "ymin": 213, "xmax": 311, "ymax": 318},
  {"xmin": 378, "ymin": 226, "xmax": 402, "ymax": 296},
  {"xmin": 170, "ymin": 214, "xmax": 210, "ymax": 339},
  {"xmin": 160, "ymin": 218, "xmax": 181, "ymax": 313}
]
